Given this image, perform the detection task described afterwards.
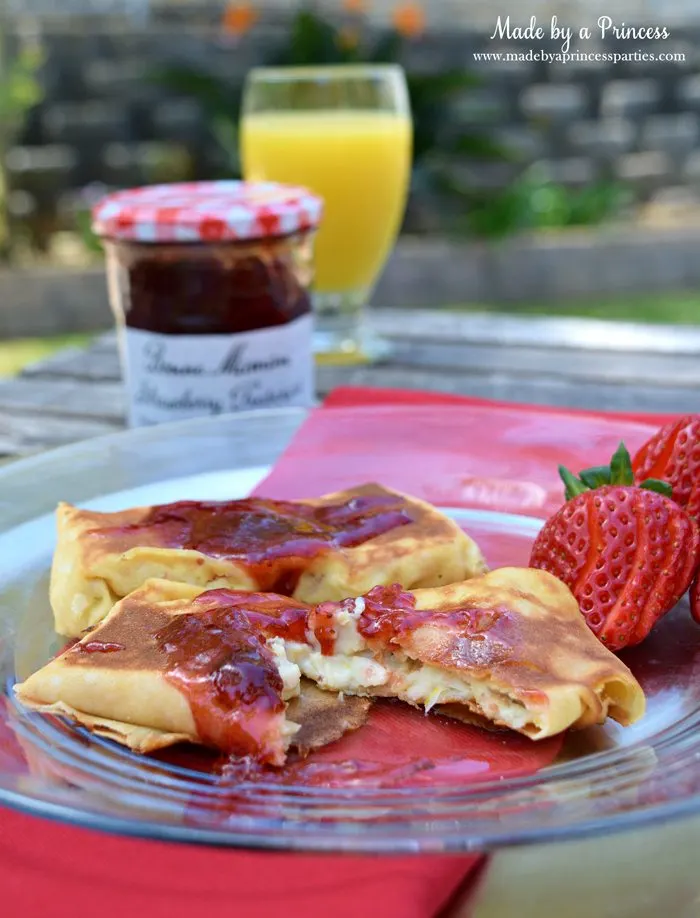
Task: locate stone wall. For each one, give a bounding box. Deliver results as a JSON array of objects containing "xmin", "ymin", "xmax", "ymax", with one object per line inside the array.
[
  {"xmin": 4, "ymin": 2, "xmax": 700, "ymax": 247},
  {"xmin": 4, "ymin": 225, "xmax": 700, "ymax": 338}
]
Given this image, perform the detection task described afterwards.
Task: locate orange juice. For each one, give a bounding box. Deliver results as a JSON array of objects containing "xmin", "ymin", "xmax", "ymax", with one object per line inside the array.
[{"xmin": 240, "ymin": 110, "xmax": 412, "ymax": 294}]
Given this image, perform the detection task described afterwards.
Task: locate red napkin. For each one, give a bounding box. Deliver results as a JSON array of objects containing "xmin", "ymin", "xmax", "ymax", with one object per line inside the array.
[
  {"xmin": 0, "ymin": 386, "xmax": 674, "ymax": 918},
  {"xmin": 0, "ymin": 802, "xmax": 471, "ymax": 918},
  {"xmin": 258, "ymin": 386, "xmax": 662, "ymax": 519}
]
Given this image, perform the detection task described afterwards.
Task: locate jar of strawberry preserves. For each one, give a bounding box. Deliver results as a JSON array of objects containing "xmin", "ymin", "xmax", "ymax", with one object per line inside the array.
[{"xmin": 92, "ymin": 181, "xmax": 323, "ymax": 427}]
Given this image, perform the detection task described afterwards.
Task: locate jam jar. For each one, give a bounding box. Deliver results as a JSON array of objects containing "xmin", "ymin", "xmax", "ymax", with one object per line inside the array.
[{"xmin": 92, "ymin": 181, "xmax": 323, "ymax": 427}]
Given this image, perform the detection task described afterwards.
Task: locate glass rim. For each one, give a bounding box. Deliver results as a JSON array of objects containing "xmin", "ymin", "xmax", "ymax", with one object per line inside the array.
[{"xmin": 245, "ymin": 63, "xmax": 406, "ymax": 83}]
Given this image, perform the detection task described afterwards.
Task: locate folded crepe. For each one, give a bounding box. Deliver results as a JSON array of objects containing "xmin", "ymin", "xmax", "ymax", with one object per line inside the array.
[
  {"xmin": 17, "ymin": 581, "xmax": 305, "ymax": 765},
  {"xmin": 298, "ymin": 567, "xmax": 645, "ymax": 739},
  {"xmin": 50, "ymin": 483, "xmax": 487, "ymax": 637},
  {"xmin": 16, "ymin": 570, "xmax": 645, "ymax": 763}
]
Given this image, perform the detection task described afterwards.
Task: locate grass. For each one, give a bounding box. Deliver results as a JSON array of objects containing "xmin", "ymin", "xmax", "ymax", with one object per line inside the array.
[
  {"xmin": 0, "ymin": 334, "xmax": 93, "ymax": 377},
  {"xmin": 450, "ymin": 291, "xmax": 700, "ymax": 325}
]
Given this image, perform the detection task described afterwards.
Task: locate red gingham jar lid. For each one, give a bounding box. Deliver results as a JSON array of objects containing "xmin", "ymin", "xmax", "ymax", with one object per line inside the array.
[{"xmin": 91, "ymin": 180, "xmax": 323, "ymax": 243}]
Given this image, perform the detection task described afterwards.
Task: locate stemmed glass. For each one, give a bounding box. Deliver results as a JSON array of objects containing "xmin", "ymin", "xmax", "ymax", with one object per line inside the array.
[{"xmin": 240, "ymin": 64, "xmax": 412, "ymax": 363}]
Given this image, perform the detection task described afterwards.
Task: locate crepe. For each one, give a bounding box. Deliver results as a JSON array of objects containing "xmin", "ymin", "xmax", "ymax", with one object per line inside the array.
[
  {"xmin": 288, "ymin": 567, "xmax": 645, "ymax": 739},
  {"xmin": 50, "ymin": 483, "xmax": 487, "ymax": 637},
  {"xmin": 18, "ymin": 570, "xmax": 644, "ymax": 760},
  {"xmin": 16, "ymin": 581, "xmax": 305, "ymax": 765}
]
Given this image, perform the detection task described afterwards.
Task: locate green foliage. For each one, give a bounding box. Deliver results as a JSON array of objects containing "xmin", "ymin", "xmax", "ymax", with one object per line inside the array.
[
  {"xmin": 74, "ymin": 210, "xmax": 103, "ymax": 256},
  {"xmin": 275, "ymin": 9, "xmax": 353, "ymax": 64},
  {"xmin": 465, "ymin": 166, "xmax": 629, "ymax": 238},
  {"xmin": 0, "ymin": 43, "xmax": 44, "ymax": 125},
  {"xmin": 270, "ymin": 9, "xmax": 402, "ymax": 65},
  {"xmin": 0, "ymin": 39, "xmax": 45, "ymax": 260},
  {"xmin": 406, "ymin": 70, "xmax": 480, "ymax": 161}
]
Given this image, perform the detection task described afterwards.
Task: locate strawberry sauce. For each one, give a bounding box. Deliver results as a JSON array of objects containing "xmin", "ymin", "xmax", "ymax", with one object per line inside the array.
[
  {"xmin": 156, "ymin": 597, "xmax": 289, "ymax": 764},
  {"xmin": 95, "ymin": 494, "xmax": 412, "ymax": 593}
]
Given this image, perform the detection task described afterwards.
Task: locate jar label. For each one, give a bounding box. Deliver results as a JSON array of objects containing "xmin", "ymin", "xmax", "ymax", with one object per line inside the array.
[{"xmin": 122, "ymin": 315, "xmax": 314, "ymax": 426}]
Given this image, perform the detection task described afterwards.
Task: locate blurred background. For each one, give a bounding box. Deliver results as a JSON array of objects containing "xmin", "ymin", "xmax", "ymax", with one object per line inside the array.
[{"xmin": 1, "ymin": 0, "xmax": 700, "ymax": 372}]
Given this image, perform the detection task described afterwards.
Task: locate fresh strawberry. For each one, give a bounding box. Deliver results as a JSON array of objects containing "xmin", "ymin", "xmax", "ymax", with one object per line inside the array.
[
  {"xmin": 632, "ymin": 414, "xmax": 700, "ymax": 523},
  {"xmin": 530, "ymin": 443, "xmax": 699, "ymax": 651}
]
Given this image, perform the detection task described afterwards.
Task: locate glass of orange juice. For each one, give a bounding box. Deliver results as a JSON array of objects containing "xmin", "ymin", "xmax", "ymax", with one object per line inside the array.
[{"xmin": 240, "ymin": 65, "xmax": 412, "ymax": 363}]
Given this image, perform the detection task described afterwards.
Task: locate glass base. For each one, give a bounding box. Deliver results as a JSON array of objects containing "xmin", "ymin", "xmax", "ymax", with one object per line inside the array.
[{"xmin": 312, "ymin": 289, "xmax": 391, "ymax": 365}]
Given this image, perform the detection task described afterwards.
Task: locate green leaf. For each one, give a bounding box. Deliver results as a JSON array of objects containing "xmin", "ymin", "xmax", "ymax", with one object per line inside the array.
[
  {"xmin": 638, "ymin": 478, "xmax": 673, "ymax": 497},
  {"xmin": 609, "ymin": 442, "xmax": 634, "ymax": 486},
  {"xmin": 559, "ymin": 466, "xmax": 589, "ymax": 501},
  {"xmin": 579, "ymin": 465, "xmax": 612, "ymax": 489}
]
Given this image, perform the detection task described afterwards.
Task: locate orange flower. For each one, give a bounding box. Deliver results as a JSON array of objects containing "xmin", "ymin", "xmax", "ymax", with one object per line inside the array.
[
  {"xmin": 342, "ymin": 0, "xmax": 367, "ymax": 12},
  {"xmin": 221, "ymin": 2, "xmax": 257, "ymax": 36},
  {"xmin": 337, "ymin": 25, "xmax": 361, "ymax": 50},
  {"xmin": 392, "ymin": 2, "xmax": 425, "ymax": 38}
]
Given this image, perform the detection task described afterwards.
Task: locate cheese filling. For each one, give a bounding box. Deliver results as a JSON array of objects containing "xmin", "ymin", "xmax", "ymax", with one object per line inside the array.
[
  {"xmin": 266, "ymin": 636, "xmax": 302, "ymax": 744},
  {"xmin": 277, "ymin": 615, "xmax": 534, "ymax": 734},
  {"xmin": 381, "ymin": 655, "xmax": 533, "ymax": 730},
  {"xmin": 267, "ymin": 636, "xmax": 302, "ymax": 701},
  {"xmin": 286, "ymin": 641, "xmax": 389, "ymax": 692}
]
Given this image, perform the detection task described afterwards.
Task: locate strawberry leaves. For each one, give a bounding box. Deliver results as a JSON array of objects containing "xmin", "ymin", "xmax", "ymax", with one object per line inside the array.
[
  {"xmin": 637, "ymin": 478, "xmax": 674, "ymax": 496},
  {"xmin": 560, "ymin": 442, "xmax": 672, "ymax": 502},
  {"xmin": 559, "ymin": 465, "xmax": 589, "ymax": 501},
  {"xmin": 609, "ymin": 442, "xmax": 633, "ymax": 485},
  {"xmin": 578, "ymin": 465, "xmax": 611, "ymax": 489}
]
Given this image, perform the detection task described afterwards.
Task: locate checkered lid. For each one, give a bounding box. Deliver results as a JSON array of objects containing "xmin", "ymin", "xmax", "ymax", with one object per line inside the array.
[{"xmin": 91, "ymin": 180, "xmax": 323, "ymax": 243}]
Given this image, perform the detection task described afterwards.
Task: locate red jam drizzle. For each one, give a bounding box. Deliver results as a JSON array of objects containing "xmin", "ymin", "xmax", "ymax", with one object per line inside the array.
[
  {"xmin": 355, "ymin": 584, "xmax": 417, "ymax": 643},
  {"xmin": 78, "ymin": 641, "xmax": 125, "ymax": 654},
  {"xmin": 356, "ymin": 583, "xmax": 503, "ymax": 647},
  {"xmin": 156, "ymin": 597, "xmax": 289, "ymax": 765},
  {"xmin": 190, "ymin": 590, "xmax": 309, "ymax": 644},
  {"xmin": 99, "ymin": 494, "xmax": 412, "ymax": 593},
  {"xmin": 155, "ymin": 591, "xmax": 312, "ymax": 762},
  {"xmin": 308, "ymin": 602, "xmax": 340, "ymax": 655}
]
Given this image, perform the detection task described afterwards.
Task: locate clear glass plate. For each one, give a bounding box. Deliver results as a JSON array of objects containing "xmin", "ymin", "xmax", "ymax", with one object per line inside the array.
[{"xmin": 1, "ymin": 407, "xmax": 699, "ymax": 854}]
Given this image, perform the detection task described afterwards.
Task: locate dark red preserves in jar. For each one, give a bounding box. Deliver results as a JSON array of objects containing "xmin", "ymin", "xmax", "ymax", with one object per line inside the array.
[{"xmin": 92, "ymin": 181, "xmax": 323, "ymax": 427}]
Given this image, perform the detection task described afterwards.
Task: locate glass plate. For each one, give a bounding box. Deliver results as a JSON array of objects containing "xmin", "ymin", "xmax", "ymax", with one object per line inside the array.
[{"xmin": 1, "ymin": 407, "xmax": 699, "ymax": 854}]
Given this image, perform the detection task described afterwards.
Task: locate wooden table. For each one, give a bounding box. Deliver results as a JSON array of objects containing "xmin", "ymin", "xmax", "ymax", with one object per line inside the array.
[{"xmin": 1, "ymin": 307, "xmax": 699, "ymax": 458}]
